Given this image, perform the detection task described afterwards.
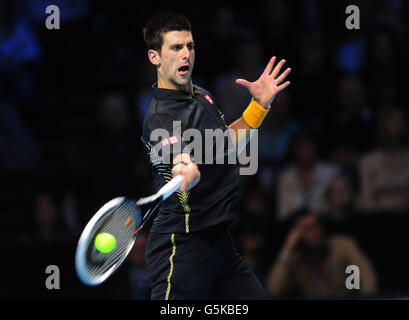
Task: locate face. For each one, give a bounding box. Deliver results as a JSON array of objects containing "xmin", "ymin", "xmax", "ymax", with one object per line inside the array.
[
  {"xmin": 100, "ymin": 95, "xmax": 128, "ymax": 132},
  {"xmin": 149, "ymin": 30, "xmax": 195, "ymax": 90},
  {"xmin": 299, "ymin": 215, "xmax": 323, "ymax": 248},
  {"xmin": 328, "ymin": 176, "xmax": 352, "ymax": 208},
  {"xmin": 295, "ymin": 136, "xmax": 316, "ymax": 164},
  {"xmin": 338, "ymin": 77, "xmax": 365, "ymax": 111},
  {"xmin": 386, "ymin": 110, "xmax": 404, "ymax": 139},
  {"xmin": 36, "ymin": 194, "xmax": 56, "ymax": 227}
]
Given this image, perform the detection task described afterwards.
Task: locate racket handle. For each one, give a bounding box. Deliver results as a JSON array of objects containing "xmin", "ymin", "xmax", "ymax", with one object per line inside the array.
[{"xmin": 157, "ymin": 175, "xmax": 183, "ymax": 200}]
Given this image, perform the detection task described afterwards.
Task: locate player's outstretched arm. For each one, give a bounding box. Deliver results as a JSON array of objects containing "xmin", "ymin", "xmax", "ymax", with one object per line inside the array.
[{"xmin": 227, "ymin": 57, "xmax": 291, "ymax": 153}]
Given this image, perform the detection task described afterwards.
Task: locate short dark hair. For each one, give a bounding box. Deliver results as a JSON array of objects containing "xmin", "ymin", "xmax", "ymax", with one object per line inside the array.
[{"xmin": 143, "ymin": 13, "xmax": 192, "ymax": 52}]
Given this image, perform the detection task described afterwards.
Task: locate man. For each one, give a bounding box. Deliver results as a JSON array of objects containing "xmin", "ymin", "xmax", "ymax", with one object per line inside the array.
[{"xmin": 141, "ymin": 13, "xmax": 291, "ymax": 300}]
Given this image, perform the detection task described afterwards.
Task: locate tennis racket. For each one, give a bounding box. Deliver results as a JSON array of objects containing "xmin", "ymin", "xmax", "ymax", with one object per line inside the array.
[{"xmin": 75, "ymin": 175, "xmax": 183, "ymax": 286}]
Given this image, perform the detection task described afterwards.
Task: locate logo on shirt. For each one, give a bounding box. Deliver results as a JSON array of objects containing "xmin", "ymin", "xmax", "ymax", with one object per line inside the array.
[
  {"xmin": 204, "ymin": 94, "xmax": 214, "ymax": 105},
  {"xmin": 161, "ymin": 136, "xmax": 179, "ymax": 147}
]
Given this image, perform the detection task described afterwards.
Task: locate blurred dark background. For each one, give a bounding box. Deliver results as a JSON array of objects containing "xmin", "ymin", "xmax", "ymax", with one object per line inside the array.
[{"xmin": 1, "ymin": 0, "xmax": 409, "ymax": 299}]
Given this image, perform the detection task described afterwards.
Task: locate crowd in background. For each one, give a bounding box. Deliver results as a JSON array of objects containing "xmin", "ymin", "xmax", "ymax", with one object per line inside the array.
[{"xmin": 1, "ymin": 0, "xmax": 409, "ymax": 299}]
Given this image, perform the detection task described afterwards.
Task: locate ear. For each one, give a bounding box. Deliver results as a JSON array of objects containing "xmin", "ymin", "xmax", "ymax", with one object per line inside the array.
[{"xmin": 148, "ymin": 49, "xmax": 161, "ymax": 67}]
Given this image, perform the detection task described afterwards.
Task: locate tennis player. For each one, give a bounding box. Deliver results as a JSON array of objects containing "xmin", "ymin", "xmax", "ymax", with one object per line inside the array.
[{"xmin": 141, "ymin": 13, "xmax": 291, "ymax": 299}]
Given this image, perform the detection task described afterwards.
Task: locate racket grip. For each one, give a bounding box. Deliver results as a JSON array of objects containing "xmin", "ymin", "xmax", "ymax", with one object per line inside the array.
[{"xmin": 158, "ymin": 175, "xmax": 183, "ymax": 200}]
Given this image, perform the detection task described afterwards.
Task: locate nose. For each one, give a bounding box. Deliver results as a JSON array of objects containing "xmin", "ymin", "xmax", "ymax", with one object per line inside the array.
[{"xmin": 182, "ymin": 45, "xmax": 191, "ymax": 61}]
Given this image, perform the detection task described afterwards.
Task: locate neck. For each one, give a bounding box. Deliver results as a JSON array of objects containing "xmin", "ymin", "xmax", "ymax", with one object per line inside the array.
[{"xmin": 157, "ymin": 77, "xmax": 193, "ymax": 94}]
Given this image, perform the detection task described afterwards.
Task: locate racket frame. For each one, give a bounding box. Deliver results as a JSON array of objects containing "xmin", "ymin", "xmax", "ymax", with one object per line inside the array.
[{"xmin": 75, "ymin": 175, "xmax": 183, "ymax": 286}]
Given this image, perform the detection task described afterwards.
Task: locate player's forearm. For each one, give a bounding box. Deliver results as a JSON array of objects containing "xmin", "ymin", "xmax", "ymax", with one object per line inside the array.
[
  {"xmin": 227, "ymin": 116, "xmax": 251, "ymax": 154},
  {"xmin": 227, "ymin": 98, "xmax": 270, "ymax": 155}
]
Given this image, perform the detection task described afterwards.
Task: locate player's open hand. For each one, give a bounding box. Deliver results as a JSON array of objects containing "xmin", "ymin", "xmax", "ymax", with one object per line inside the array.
[{"xmin": 235, "ymin": 57, "xmax": 291, "ymax": 109}]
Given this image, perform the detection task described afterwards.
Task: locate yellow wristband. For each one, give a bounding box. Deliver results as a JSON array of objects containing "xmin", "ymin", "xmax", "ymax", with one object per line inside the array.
[{"xmin": 242, "ymin": 98, "xmax": 271, "ymax": 128}]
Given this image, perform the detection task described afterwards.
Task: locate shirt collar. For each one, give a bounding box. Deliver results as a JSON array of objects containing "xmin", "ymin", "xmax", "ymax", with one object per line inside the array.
[{"xmin": 152, "ymin": 82, "xmax": 199, "ymax": 100}]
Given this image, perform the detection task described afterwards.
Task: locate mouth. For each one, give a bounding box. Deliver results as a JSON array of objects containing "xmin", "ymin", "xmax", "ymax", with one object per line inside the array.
[{"xmin": 177, "ymin": 64, "xmax": 190, "ymax": 76}]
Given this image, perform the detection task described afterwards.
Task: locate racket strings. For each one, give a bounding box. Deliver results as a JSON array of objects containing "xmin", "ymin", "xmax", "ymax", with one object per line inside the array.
[
  {"xmin": 76, "ymin": 175, "xmax": 182, "ymax": 285},
  {"xmin": 82, "ymin": 200, "xmax": 140, "ymax": 282}
]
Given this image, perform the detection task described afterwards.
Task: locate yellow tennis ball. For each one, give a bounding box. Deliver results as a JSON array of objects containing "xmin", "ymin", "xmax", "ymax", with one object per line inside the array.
[{"xmin": 94, "ymin": 232, "xmax": 116, "ymax": 253}]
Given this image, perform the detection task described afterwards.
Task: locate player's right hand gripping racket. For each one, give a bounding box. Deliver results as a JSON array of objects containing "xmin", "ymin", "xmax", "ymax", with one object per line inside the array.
[{"xmin": 75, "ymin": 175, "xmax": 183, "ymax": 286}]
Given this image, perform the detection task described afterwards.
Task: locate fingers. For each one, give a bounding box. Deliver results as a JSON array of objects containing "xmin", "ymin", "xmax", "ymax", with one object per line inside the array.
[
  {"xmin": 184, "ymin": 163, "xmax": 200, "ymax": 190},
  {"xmin": 235, "ymin": 78, "xmax": 251, "ymax": 90},
  {"xmin": 275, "ymin": 67, "xmax": 292, "ymax": 85},
  {"xmin": 277, "ymin": 81, "xmax": 291, "ymax": 92},
  {"xmin": 172, "ymin": 163, "xmax": 200, "ymax": 191},
  {"xmin": 172, "ymin": 163, "xmax": 185, "ymax": 188},
  {"xmin": 270, "ymin": 59, "xmax": 286, "ymax": 79},
  {"xmin": 171, "ymin": 163, "xmax": 185, "ymax": 176},
  {"xmin": 262, "ymin": 56, "xmax": 276, "ymax": 77}
]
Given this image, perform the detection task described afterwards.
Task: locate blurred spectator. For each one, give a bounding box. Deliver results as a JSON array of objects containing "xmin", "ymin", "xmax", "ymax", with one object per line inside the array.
[
  {"xmin": 322, "ymin": 74, "xmax": 374, "ymax": 181},
  {"xmin": 199, "ymin": 7, "xmax": 250, "ymax": 79},
  {"xmin": 99, "ymin": 93, "xmax": 130, "ymax": 136},
  {"xmin": 266, "ymin": 210, "xmax": 378, "ymax": 298},
  {"xmin": 291, "ymin": 31, "xmax": 334, "ymax": 126},
  {"xmin": 243, "ymin": 189, "xmax": 268, "ymax": 217},
  {"xmin": 62, "ymin": 190, "xmax": 81, "ymax": 238},
  {"xmin": 360, "ymin": 107, "xmax": 409, "ymax": 212},
  {"xmin": 80, "ymin": 93, "xmax": 140, "ymax": 219},
  {"xmin": 235, "ymin": 220, "xmax": 268, "ymax": 283},
  {"xmin": 363, "ymin": 26, "xmax": 405, "ymax": 110},
  {"xmin": 128, "ymin": 233, "xmax": 150, "ymax": 300},
  {"xmin": 277, "ymin": 131, "xmax": 339, "ymax": 220},
  {"xmin": 258, "ymin": 90, "xmax": 299, "ymax": 164},
  {"xmin": 213, "ymin": 38, "xmax": 264, "ymax": 124},
  {"xmin": 322, "ymin": 174, "xmax": 357, "ymax": 221},
  {"xmin": 33, "ymin": 192, "xmax": 72, "ymax": 246},
  {"xmin": 238, "ymin": 181, "xmax": 270, "ymax": 221},
  {"xmin": 255, "ymin": 91, "xmax": 300, "ymax": 195}
]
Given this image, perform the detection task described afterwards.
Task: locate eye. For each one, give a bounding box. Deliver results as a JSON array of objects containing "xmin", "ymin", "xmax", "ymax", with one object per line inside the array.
[
  {"xmin": 187, "ymin": 43, "xmax": 194, "ymax": 50},
  {"xmin": 172, "ymin": 44, "xmax": 183, "ymax": 51}
]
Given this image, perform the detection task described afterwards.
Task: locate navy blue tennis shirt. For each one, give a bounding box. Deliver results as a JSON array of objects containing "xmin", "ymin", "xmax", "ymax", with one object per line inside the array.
[{"xmin": 141, "ymin": 84, "xmax": 243, "ymax": 234}]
